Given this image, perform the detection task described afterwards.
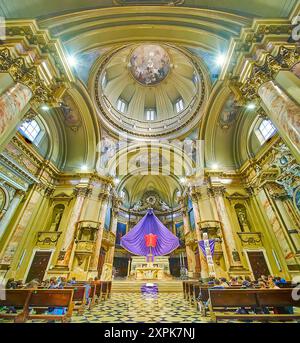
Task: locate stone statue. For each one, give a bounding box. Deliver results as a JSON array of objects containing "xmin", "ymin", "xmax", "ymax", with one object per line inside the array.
[
  {"xmin": 101, "ymin": 263, "xmax": 113, "ymax": 281},
  {"xmin": 50, "ymin": 209, "xmax": 63, "ymax": 231},
  {"xmin": 133, "ymin": 200, "xmax": 142, "ymax": 211},
  {"xmin": 159, "ymin": 199, "xmax": 170, "ymax": 211},
  {"xmin": 236, "ymin": 206, "xmax": 250, "ymax": 232}
]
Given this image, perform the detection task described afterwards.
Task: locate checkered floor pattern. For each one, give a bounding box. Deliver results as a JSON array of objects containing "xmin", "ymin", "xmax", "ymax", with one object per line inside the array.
[{"xmin": 72, "ymin": 293, "xmax": 208, "ymax": 323}]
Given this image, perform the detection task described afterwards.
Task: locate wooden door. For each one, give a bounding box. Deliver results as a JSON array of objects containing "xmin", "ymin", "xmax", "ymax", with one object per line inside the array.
[
  {"xmin": 26, "ymin": 251, "xmax": 52, "ymax": 283},
  {"xmin": 247, "ymin": 251, "xmax": 270, "ymax": 280}
]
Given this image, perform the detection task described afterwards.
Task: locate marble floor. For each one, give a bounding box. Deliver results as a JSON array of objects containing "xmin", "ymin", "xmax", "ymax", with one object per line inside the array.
[
  {"xmin": 72, "ymin": 292, "xmax": 208, "ymax": 323},
  {"xmin": 1, "ymin": 292, "xmax": 299, "ymax": 323}
]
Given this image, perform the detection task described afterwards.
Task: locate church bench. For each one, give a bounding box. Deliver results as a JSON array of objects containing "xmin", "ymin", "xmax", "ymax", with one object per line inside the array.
[
  {"xmin": 187, "ymin": 282, "xmax": 199, "ymax": 302},
  {"xmin": 208, "ymin": 289, "xmax": 300, "ymax": 322},
  {"xmin": 194, "ymin": 286, "xmax": 243, "ymax": 315},
  {"xmin": 23, "ymin": 289, "xmax": 74, "ymax": 323},
  {"xmin": 65, "ymin": 286, "xmax": 87, "ymax": 314},
  {"xmin": 0, "ymin": 289, "xmax": 32, "ymax": 322},
  {"xmin": 182, "ymin": 281, "xmax": 197, "ymax": 300},
  {"xmin": 100, "ymin": 281, "xmax": 112, "ymax": 301}
]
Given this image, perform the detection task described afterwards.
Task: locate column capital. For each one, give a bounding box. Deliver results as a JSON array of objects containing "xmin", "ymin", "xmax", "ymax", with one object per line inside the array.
[
  {"xmin": 73, "ymin": 185, "xmax": 92, "ymax": 198},
  {"xmin": 240, "ymin": 46, "xmax": 300, "ymax": 101},
  {"xmin": 208, "ymin": 186, "xmax": 226, "ymax": 197}
]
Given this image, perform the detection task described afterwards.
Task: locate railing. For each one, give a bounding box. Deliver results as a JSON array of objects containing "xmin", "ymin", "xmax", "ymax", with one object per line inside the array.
[
  {"xmin": 101, "ymin": 92, "xmax": 202, "ymax": 135},
  {"xmin": 75, "ymin": 241, "xmax": 95, "ymax": 254},
  {"xmin": 36, "ymin": 231, "xmax": 62, "ymax": 247}
]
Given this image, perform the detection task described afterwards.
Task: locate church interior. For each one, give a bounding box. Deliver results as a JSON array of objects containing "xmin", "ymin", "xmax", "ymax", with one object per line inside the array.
[{"xmin": 0, "ymin": 0, "xmax": 300, "ymax": 324}]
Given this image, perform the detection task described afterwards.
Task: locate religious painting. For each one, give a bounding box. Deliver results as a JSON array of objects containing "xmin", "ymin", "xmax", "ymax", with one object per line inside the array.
[
  {"xmin": 0, "ymin": 188, "xmax": 5, "ymax": 211},
  {"xmin": 116, "ymin": 222, "xmax": 127, "ymax": 245},
  {"xmin": 129, "ymin": 45, "xmax": 170, "ymax": 85},
  {"xmin": 59, "ymin": 94, "xmax": 82, "ymax": 132},
  {"xmin": 218, "ymin": 95, "xmax": 241, "ymax": 129},
  {"xmin": 293, "ymin": 186, "xmax": 300, "ymax": 214},
  {"xmin": 291, "ymin": 62, "xmax": 300, "ymax": 79}
]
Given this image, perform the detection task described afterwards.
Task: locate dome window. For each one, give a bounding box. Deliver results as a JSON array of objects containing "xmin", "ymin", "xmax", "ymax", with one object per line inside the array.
[
  {"xmin": 255, "ymin": 119, "xmax": 277, "ymax": 145},
  {"xmin": 145, "ymin": 108, "xmax": 157, "ymax": 121},
  {"xmin": 175, "ymin": 98, "xmax": 184, "ymax": 113},
  {"xmin": 19, "ymin": 119, "xmax": 42, "ymax": 143},
  {"xmin": 117, "ymin": 98, "xmax": 127, "ymax": 113}
]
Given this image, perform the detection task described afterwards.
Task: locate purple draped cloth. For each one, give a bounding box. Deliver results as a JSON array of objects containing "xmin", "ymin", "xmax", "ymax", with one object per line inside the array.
[
  {"xmin": 199, "ymin": 240, "xmax": 216, "ymax": 257},
  {"xmin": 121, "ymin": 209, "xmax": 180, "ymax": 256}
]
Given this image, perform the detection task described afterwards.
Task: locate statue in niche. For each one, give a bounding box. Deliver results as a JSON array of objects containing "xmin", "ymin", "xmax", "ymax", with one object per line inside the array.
[
  {"xmin": 50, "ymin": 208, "xmax": 63, "ymax": 231},
  {"xmin": 159, "ymin": 199, "xmax": 170, "ymax": 211},
  {"xmin": 133, "ymin": 200, "xmax": 142, "ymax": 211},
  {"xmin": 235, "ymin": 205, "xmax": 251, "ymax": 232}
]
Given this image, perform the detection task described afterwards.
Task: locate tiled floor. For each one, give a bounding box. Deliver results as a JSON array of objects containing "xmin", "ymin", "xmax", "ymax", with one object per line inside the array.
[
  {"xmin": 72, "ymin": 293, "xmax": 208, "ymax": 323},
  {"xmin": 1, "ymin": 292, "xmax": 299, "ymax": 323}
]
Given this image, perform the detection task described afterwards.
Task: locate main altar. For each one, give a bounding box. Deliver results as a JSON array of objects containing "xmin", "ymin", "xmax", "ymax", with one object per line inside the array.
[
  {"xmin": 130, "ymin": 256, "xmax": 171, "ymax": 280},
  {"xmin": 120, "ymin": 209, "xmax": 180, "ymax": 281}
]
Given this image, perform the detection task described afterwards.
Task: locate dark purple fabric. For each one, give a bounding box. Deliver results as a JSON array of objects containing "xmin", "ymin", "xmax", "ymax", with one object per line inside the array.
[
  {"xmin": 121, "ymin": 209, "xmax": 180, "ymax": 256},
  {"xmin": 199, "ymin": 240, "xmax": 216, "ymax": 257}
]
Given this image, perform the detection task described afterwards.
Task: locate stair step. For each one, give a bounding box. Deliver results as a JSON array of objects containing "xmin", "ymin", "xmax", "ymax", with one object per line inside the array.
[{"xmin": 112, "ymin": 280, "xmax": 183, "ymax": 293}]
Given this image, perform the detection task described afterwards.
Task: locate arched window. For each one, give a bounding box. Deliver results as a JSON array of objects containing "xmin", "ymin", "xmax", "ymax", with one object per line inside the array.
[
  {"xmin": 175, "ymin": 98, "xmax": 184, "ymax": 113},
  {"xmin": 19, "ymin": 119, "xmax": 42, "ymax": 143},
  {"xmin": 117, "ymin": 98, "xmax": 127, "ymax": 113},
  {"xmin": 145, "ymin": 108, "xmax": 156, "ymax": 121},
  {"xmin": 255, "ymin": 119, "xmax": 277, "ymax": 145}
]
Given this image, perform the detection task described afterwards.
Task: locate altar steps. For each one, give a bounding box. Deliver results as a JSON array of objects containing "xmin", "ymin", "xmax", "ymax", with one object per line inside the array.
[{"xmin": 111, "ymin": 280, "xmax": 183, "ymax": 293}]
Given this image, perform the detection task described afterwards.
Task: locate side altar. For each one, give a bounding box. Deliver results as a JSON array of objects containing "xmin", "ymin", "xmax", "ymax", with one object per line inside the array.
[{"xmin": 130, "ymin": 256, "xmax": 172, "ymax": 280}]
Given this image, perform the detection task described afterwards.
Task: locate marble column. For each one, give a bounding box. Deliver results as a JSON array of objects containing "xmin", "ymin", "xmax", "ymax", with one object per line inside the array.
[
  {"xmin": 0, "ymin": 190, "xmax": 25, "ymax": 241},
  {"xmin": 191, "ymin": 193, "xmax": 209, "ymax": 280},
  {"xmin": 56, "ymin": 186, "xmax": 90, "ymax": 268},
  {"xmin": 0, "ymin": 186, "xmax": 42, "ymax": 267},
  {"xmin": 180, "ymin": 204, "xmax": 196, "ymax": 276},
  {"xmin": 0, "ymin": 83, "xmax": 32, "ymax": 147},
  {"xmin": 89, "ymin": 191, "xmax": 110, "ymax": 271},
  {"xmin": 258, "ymin": 81, "xmax": 300, "ymax": 160},
  {"xmin": 257, "ymin": 185, "xmax": 297, "ymax": 268},
  {"xmin": 105, "ymin": 210, "xmax": 119, "ymax": 266},
  {"xmin": 213, "ymin": 187, "xmax": 243, "ymax": 270},
  {"xmin": 275, "ymin": 70, "xmax": 300, "ymax": 106}
]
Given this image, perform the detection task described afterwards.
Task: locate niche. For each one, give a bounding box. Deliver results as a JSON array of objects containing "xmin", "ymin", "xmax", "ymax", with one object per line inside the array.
[
  {"xmin": 234, "ymin": 204, "xmax": 251, "ymax": 232},
  {"xmin": 48, "ymin": 204, "xmax": 65, "ymax": 231}
]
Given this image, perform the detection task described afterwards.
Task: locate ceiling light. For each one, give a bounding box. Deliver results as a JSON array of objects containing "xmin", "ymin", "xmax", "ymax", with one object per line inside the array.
[
  {"xmin": 67, "ymin": 55, "xmax": 78, "ymax": 67},
  {"xmin": 41, "ymin": 105, "xmax": 49, "ymax": 111},
  {"xmin": 246, "ymin": 103, "xmax": 256, "ymax": 110},
  {"xmin": 180, "ymin": 177, "xmax": 186, "ymax": 184},
  {"xmin": 81, "ymin": 165, "xmax": 88, "ymax": 171},
  {"xmin": 216, "ymin": 53, "xmax": 226, "ymax": 67},
  {"xmin": 114, "ymin": 178, "xmax": 120, "ymax": 185},
  {"xmin": 211, "ymin": 163, "xmax": 219, "ymax": 170}
]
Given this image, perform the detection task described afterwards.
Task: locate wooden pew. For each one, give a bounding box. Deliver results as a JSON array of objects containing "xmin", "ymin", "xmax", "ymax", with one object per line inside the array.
[
  {"xmin": 23, "ymin": 289, "xmax": 74, "ymax": 323},
  {"xmin": 208, "ymin": 288, "xmax": 300, "ymax": 322},
  {"xmin": 0, "ymin": 289, "xmax": 32, "ymax": 322},
  {"xmin": 182, "ymin": 281, "xmax": 196, "ymax": 300},
  {"xmin": 100, "ymin": 281, "xmax": 112, "ymax": 301},
  {"xmin": 65, "ymin": 286, "xmax": 87, "ymax": 314},
  {"xmin": 94, "ymin": 282, "xmax": 103, "ymax": 304}
]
